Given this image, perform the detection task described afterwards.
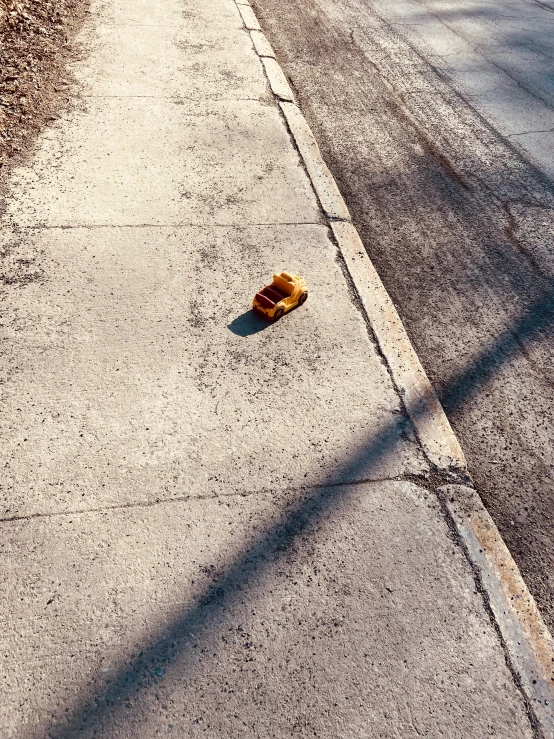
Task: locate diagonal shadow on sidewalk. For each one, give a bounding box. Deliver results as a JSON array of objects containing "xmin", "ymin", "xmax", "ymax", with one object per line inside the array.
[{"xmin": 45, "ymin": 280, "xmax": 554, "ymax": 738}]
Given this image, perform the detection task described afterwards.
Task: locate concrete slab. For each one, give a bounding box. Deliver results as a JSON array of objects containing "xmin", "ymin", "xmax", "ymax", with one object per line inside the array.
[
  {"xmin": 463, "ymin": 83, "xmax": 554, "ymax": 138},
  {"xmin": 393, "ymin": 14, "xmax": 476, "ymax": 58},
  {"xmin": 75, "ymin": 23, "xmax": 267, "ymax": 99},
  {"xmin": 91, "ymin": 0, "xmax": 240, "ymax": 27},
  {"xmin": 262, "ymin": 57, "xmax": 295, "ymax": 101},
  {"xmin": 4, "ymin": 98, "xmax": 320, "ymax": 227},
  {"xmin": 0, "ymin": 224, "xmax": 425, "ymax": 518},
  {"xmin": 250, "ymin": 29, "xmax": 275, "ymax": 58},
  {"xmin": 0, "ymin": 481, "xmax": 533, "ymax": 737},
  {"xmin": 237, "ymin": 3, "xmax": 262, "ymax": 30}
]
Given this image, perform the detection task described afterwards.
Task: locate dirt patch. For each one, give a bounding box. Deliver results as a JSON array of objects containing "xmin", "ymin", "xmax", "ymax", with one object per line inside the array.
[{"xmin": 0, "ymin": 0, "xmax": 89, "ymax": 187}]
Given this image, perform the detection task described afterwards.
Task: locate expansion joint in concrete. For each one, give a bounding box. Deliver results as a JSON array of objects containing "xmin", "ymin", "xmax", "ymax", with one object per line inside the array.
[
  {"xmin": 16, "ymin": 221, "xmax": 325, "ymax": 230},
  {"xmin": 0, "ymin": 475, "xmax": 410, "ymax": 524},
  {"xmin": 80, "ymin": 95, "xmax": 265, "ymax": 102}
]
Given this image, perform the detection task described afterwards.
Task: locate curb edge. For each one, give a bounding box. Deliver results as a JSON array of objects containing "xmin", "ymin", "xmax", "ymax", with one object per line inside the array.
[
  {"xmin": 441, "ymin": 484, "xmax": 554, "ymax": 737},
  {"xmin": 262, "ymin": 58, "xmax": 295, "ymax": 102},
  {"xmin": 331, "ymin": 220, "xmax": 466, "ymax": 473},
  {"xmin": 279, "ymin": 101, "xmax": 351, "ymax": 221}
]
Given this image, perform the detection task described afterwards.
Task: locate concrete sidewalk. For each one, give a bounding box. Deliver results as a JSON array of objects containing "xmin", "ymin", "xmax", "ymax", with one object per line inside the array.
[{"xmin": 0, "ymin": 0, "xmax": 551, "ymax": 736}]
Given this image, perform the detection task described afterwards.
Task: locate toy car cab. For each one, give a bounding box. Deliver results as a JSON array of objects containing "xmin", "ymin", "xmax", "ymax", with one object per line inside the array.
[{"xmin": 253, "ymin": 272, "xmax": 308, "ymax": 321}]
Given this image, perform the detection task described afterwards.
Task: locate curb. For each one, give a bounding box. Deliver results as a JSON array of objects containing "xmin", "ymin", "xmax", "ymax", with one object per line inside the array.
[
  {"xmin": 262, "ymin": 58, "xmax": 294, "ymax": 102},
  {"xmin": 236, "ymin": 4, "xmax": 554, "ymax": 734},
  {"xmin": 331, "ymin": 220, "xmax": 466, "ymax": 472},
  {"xmin": 280, "ymin": 102, "xmax": 350, "ymax": 221},
  {"xmin": 250, "ymin": 29, "xmax": 275, "ymax": 58},
  {"xmin": 441, "ymin": 485, "xmax": 554, "ymax": 737},
  {"xmin": 237, "ymin": 4, "xmax": 260, "ymax": 31}
]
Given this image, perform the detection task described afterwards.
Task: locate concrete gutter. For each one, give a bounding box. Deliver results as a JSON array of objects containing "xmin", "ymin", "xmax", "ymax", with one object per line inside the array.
[{"xmin": 240, "ymin": 8, "xmax": 554, "ymax": 736}]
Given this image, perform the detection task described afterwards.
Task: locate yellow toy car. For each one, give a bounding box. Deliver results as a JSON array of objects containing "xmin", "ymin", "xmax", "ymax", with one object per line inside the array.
[{"xmin": 253, "ymin": 271, "xmax": 308, "ymax": 321}]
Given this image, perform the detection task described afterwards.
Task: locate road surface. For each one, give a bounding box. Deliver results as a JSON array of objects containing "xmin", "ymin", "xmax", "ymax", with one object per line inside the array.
[{"xmin": 251, "ymin": 0, "xmax": 554, "ymax": 630}]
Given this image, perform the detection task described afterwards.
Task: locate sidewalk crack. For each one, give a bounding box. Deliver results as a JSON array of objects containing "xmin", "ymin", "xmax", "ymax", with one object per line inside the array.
[{"xmin": 0, "ymin": 474, "xmax": 425, "ymax": 524}]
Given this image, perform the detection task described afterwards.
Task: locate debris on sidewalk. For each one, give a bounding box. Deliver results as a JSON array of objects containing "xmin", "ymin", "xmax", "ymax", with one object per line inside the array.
[{"xmin": 0, "ymin": 0, "xmax": 551, "ymax": 732}]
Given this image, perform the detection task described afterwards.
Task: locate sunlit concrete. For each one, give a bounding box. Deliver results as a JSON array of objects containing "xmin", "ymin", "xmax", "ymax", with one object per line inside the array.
[{"xmin": 0, "ymin": 0, "xmax": 538, "ymax": 734}]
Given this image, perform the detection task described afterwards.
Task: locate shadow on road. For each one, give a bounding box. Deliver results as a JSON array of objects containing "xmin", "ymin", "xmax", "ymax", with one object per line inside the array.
[{"xmin": 440, "ymin": 282, "xmax": 554, "ymax": 415}]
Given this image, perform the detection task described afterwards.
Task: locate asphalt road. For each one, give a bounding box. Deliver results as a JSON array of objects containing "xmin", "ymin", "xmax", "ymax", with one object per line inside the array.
[
  {"xmin": 251, "ymin": 0, "xmax": 554, "ymax": 630},
  {"xmin": 367, "ymin": 0, "xmax": 554, "ymax": 182}
]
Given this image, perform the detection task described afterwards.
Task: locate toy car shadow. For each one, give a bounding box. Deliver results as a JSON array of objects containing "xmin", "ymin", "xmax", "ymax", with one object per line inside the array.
[{"xmin": 227, "ymin": 309, "xmax": 271, "ymax": 337}]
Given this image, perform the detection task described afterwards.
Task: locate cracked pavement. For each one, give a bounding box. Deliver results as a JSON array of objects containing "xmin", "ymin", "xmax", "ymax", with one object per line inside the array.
[{"xmin": 368, "ymin": 0, "xmax": 554, "ymax": 179}]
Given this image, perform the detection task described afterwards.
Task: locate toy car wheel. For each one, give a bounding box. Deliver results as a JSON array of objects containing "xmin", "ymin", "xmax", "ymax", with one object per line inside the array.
[
  {"xmin": 298, "ymin": 291, "xmax": 308, "ymax": 305},
  {"xmin": 274, "ymin": 307, "xmax": 285, "ymax": 321}
]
